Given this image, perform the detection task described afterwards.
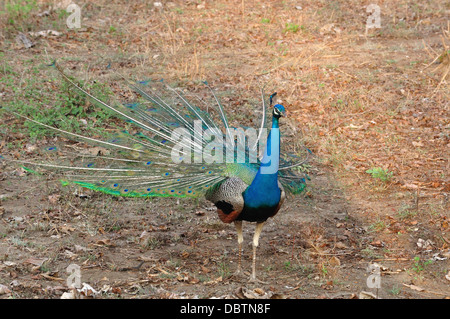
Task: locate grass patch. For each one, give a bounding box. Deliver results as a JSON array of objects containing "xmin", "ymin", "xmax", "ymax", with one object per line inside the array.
[
  {"xmin": 284, "ymin": 23, "xmax": 300, "ymax": 33},
  {"xmin": 410, "ymin": 256, "xmax": 433, "ymax": 278},
  {"xmin": 0, "ymin": 61, "xmax": 115, "ymax": 141},
  {"xmin": 2, "ymin": 0, "xmax": 37, "ymax": 27},
  {"xmin": 368, "ymin": 218, "xmax": 387, "ymax": 233}
]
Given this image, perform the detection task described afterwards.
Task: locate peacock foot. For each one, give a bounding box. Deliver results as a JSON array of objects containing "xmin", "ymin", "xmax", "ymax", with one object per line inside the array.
[{"xmin": 230, "ymin": 268, "xmax": 243, "ymax": 280}]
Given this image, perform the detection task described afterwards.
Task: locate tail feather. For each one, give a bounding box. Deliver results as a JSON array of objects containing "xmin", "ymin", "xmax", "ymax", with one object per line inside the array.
[{"xmin": 0, "ymin": 62, "xmax": 310, "ymax": 199}]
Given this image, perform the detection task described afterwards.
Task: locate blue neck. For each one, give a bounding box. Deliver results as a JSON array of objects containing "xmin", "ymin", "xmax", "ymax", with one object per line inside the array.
[{"xmin": 243, "ymin": 116, "xmax": 281, "ymax": 208}]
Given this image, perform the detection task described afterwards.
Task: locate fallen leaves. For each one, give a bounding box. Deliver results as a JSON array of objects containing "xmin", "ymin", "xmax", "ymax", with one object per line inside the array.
[
  {"xmin": 369, "ymin": 240, "xmax": 385, "ymax": 248},
  {"xmin": 204, "ymin": 276, "xmax": 223, "ymax": 285},
  {"xmin": 24, "ymin": 257, "xmax": 48, "ymax": 268},
  {"xmin": 401, "ymin": 282, "xmax": 450, "ymax": 298},
  {"xmin": 61, "ymin": 283, "xmax": 99, "ymax": 299},
  {"xmin": 177, "ymin": 273, "xmax": 200, "ymax": 284},
  {"xmin": 359, "ymin": 291, "xmax": 377, "ymax": 299},
  {"xmin": 234, "ymin": 287, "xmax": 286, "ymax": 299},
  {"xmin": 94, "ymin": 239, "xmax": 115, "ymax": 247},
  {"xmin": 28, "ymin": 30, "xmax": 63, "ymax": 38},
  {"xmin": 416, "ymin": 238, "xmax": 434, "ymax": 250},
  {"xmin": 48, "ymin": 194, "xmax": 60, "ymax": 204}
]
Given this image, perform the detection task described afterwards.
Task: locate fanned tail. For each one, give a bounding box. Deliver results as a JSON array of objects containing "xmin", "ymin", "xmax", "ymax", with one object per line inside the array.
[{"xmin": 1, "ymin": 63, "xmax": 244, "ymax": 197}]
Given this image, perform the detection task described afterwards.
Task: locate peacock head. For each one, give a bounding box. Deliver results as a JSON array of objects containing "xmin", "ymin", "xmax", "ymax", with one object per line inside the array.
[
  {"xmin": 269, "ymin": 92, "xmax": 286, "ymax": 119},
  {"xmin": 273, "ymin": 104, "xmax": 286, "ymax": 119}
]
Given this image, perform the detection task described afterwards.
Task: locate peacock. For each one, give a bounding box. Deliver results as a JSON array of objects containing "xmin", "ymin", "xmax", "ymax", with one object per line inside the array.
[{"xmin": 1, "ymin": 62, "xmax": 309, "ymax": 282}]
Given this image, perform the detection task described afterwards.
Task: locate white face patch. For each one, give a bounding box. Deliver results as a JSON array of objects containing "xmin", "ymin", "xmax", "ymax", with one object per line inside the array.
[{"xmin": 273, "ymin": 108, "xmax": 281, "ymax": 116}]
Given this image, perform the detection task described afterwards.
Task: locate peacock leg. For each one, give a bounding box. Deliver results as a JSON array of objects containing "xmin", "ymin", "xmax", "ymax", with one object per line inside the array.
[
  {"xmin": 233, "ymin": 220, "xmax": 243, "ymax": 276},
  {"xmin": 250, "ymin": 221, "xmax": 265, "ymax": 282}
]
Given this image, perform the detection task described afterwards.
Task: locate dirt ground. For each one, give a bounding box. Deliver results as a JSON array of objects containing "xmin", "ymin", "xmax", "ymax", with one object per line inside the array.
[{"xmin": 0, "ymin": 0, "xmax": 449, "ymax": 299}]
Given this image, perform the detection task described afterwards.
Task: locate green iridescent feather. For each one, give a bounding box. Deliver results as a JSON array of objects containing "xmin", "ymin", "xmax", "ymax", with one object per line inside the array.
[{"xmin": 0, "ymin": 62, "xmax": 309, "ymax": 200}]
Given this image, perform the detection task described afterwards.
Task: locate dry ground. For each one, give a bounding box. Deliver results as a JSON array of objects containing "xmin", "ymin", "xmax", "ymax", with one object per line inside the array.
[{"xmin": 0, "ymin": 0, "xmax": 449, "ymax": 299}]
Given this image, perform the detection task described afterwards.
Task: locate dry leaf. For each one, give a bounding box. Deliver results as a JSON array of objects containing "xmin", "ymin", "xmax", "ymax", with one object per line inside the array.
[
  {"xmin": 443, "ymin": 250, "xmax": 450, "ymax": 258},
  {"xmin": 3, "ymin": 261, "xmax": 17, "ymax": 267},
  {"xmin": 329, "ymin": 256, "xmax": 341, "ymax": 266},
  {"xmin": 359, "ymin": 291, "xmax": 377, "ymax": 299},
  {"xmin": 417, "ymin": 238, "xmax": 433, "ymax": 250},
  {"xmin": 48, "ymin": 194, "xmax": 60, "ymax": 204},
  {"xmin": 201, "ymin": 265, "xmax": 211, "ymax": 273},
  {"xmin": 79, "ymin": 283, "xmax": 99, "ymax": 297},
  {"xmin": 335, "ymin": 242, "xmax": 348, "ymax": 249},
  {"xmin": 25, "ymin": 143, "xmax": 37, "ymax": 154},
  {"xmin": 61, "ymin": 224, "xmax": 75, "ymax": 233},
  {"xmin": 95, "ymin": 239, "xmax": 114, "ymax": 246},
  {"xmin": 181, "ymin": 251, "xmax": 190, "ymax": 258},
  {"xmin": 253, "ymin": 288, "xmax": 265, "ymax": 296},
  {"xmin": 205, "ymin": 276, "xmax": 222, "ymax": 285},
  {"xmin": 61, "ymin": 291, "xmax": 76, "ymax": 299},
  {"xmin": 370, "ymin": 240, "xmax": 384, "ymax": 247},
  {"xmin": 24, "ymin": 257, "xmax": 48, "ymax": 267},
  {"xmin": 64, "ymin": 250, "xmax": 77, "ymax": 259},
  {"xmin": 235, "ymin": 287, "xmax": 256, "ymax": 299}
]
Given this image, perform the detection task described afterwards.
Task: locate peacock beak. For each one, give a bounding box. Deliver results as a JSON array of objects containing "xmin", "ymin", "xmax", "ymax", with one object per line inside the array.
[
  {"xmin": 278, "ymin": 108, "xmax": 287, "ymax": 118},
  {"xmin": 273, "ymin": 104, "xmax": 287, "ymax": 118}
]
